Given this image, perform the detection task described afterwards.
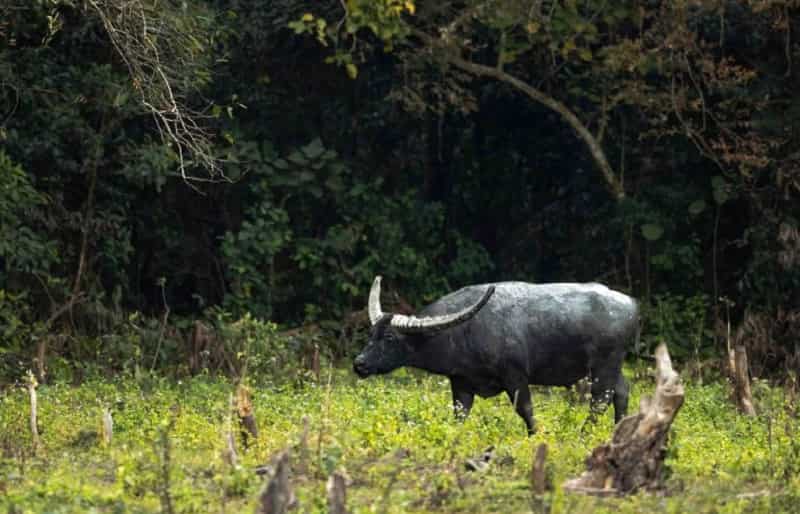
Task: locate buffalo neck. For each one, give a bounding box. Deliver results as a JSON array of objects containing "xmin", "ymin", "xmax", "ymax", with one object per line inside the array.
[{"xmin": 404, "ymin": 330, "xmax": 461, "ymax": 376}]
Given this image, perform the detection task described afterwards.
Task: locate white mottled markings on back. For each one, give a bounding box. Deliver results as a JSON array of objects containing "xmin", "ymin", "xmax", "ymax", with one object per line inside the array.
[{"xmin": 488, "ymin": 282, "xmax": 634, "ymax": 306}]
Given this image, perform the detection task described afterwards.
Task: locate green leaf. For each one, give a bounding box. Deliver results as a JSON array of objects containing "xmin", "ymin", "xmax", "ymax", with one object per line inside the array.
[
  {"xmin": 713, "ymin": 188, "xmax": 728, "ymax": 205},
  {"xmin": 287, "ymin": 151, "xmax": 308, "ymax": 166},
  {"xmin": 302, "ymin": 138, "xmax": 325, "ymax": 160},
  {"xmin": 688, "ymin": 200, "xmax": 706, "ymax": 215},
  {"xmin": 641, "ymin": 223, "xmax": 664, "ymax": 241},
  {"xmin": 113, "ymin": 90, "xmax": 129, "ymax": 108}
]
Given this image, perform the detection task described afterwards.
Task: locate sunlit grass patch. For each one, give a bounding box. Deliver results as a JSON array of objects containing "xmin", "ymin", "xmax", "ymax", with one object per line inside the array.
[{"xmin": 1, "ymin": 367, "xmax": 799, "ymax": 513}]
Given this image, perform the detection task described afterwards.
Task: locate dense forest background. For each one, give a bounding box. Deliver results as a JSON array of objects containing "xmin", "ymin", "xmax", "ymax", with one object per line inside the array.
[{"xmin": 2, "ymin": 0, "xmax": 799, "ymax": 383}]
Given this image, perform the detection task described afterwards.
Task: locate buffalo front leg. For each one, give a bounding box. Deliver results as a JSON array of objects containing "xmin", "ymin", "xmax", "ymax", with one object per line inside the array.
[
  {"xmin": 450, "ymin": 378, "xmax": 474, "ymax": 420},
  {"xmin": 506, "ymin": 385, "xmax": 535, "ymax": 436}
]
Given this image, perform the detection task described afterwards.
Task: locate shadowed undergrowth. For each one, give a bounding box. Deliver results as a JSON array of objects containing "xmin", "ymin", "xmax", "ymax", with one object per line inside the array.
[{"xmin": 1, "ymin": 368, "xmax": 799, "ymax": 513}]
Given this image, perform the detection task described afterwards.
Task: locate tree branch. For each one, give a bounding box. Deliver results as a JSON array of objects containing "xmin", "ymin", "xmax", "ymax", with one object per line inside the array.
[{"xmin": 411, "ymin": 28, "xmax": 625, "ymax": 200}]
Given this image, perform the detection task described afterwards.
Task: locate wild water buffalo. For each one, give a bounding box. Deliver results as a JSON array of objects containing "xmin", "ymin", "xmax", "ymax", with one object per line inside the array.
[{"xmin": 353, "ymin": 276, "xmax": 640, "ymax": 435}]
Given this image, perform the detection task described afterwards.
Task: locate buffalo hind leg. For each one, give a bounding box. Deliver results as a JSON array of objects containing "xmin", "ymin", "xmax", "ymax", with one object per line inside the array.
[
  {"xmin": 450, "ymin": 378, "xmax": 474, "ymax": 420},
  {"xmin": 587, "ymin": 374, "xmax": 617, "ymax": 424},
  {"xmin": 613, "ymin": 373, "xmax": 630, "ymax": 423},
  {"xmin": 506, "ymin": 386, "xmax": 535, "ymax": 436}
]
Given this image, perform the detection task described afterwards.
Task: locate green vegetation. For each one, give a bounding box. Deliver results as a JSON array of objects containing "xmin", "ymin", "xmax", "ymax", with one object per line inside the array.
[
  {"xmin": 2, "ymin": 1, "xmax": 800, "ymax": 511},
  {"xmin": 2, "ymin": 369, "xmax": 799, "ymax": 513}
]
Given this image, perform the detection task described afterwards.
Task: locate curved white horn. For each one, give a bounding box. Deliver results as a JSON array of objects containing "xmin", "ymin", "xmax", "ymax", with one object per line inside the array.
[
  {"xmin": 368, "ymin": 276, "xmax": 384, "ymax": 325},
  {"xmin": 390, "ymin": 285, "xmax": 495, "ymax": 333}
]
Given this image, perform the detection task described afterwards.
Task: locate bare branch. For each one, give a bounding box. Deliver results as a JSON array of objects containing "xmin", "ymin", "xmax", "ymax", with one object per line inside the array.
[
  {"xmin": 87, "ymin": 0, "xmax": 223, "ymax": 181},
  {"xmin": 410, "ymin": 28, "xmax": 625, "ymax": 200}
]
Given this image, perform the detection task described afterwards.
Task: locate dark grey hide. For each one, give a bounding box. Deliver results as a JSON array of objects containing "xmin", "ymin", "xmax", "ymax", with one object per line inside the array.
[{"xmin": 353, "ymin": 280, "xmax": 639, "ymax": 435}]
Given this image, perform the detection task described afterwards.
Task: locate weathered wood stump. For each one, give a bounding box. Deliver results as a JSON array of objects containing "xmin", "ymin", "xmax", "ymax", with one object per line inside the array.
[
  {"xmin": 563, "ymin": 343, "xmax": 684, "ymax": 495},
  {"xmin": 27, "ymin": 371, "xmax": 40, "ymax": 453},
  {"xmin": 530, "ymin": 443, "xmax": 548, "ymax": 496},
  {"xmin": 236, "ymin": 384, "xmax": 259, "ymax": 448},
  {"xmin": 530, "ymin": 443, "xmax": 550, "ymax": 513},
  {"xmin": 255, "ymin": 451, "xmax": 296, "ymax": 514},
  {"xmin": 732, "ymin": 345, "xmax": 756, "ymax": 416},
  {"xmin": 101, "ymin": 406, "xmax": 113, "ymax": 446},
  {"xmin": 326, "ymin": 471, "xmax": 348, "ymax": 514}
]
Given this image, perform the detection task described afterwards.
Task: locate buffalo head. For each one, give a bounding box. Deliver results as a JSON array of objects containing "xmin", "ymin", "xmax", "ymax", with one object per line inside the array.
[{"xmin": 353, "ymin": 276, "xmax": 494, "ymax": 378}]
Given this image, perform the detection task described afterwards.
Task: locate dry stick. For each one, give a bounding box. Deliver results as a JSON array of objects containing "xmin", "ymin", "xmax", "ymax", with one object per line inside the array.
[
  {"xmin": 27, "ymin": 371, "xmax": 40, "ymax": 454},
  {"xmin": 530, "ymin": 443, "xmax": 548, "ymax": 496},
  {"xmin": 326, "ymin": 471, "xmax": 348, "ymax": 514},
  {"xmin": 530, "ymin": 443, "xmax": 550, "ymax": 514},
  {"xmin": 734, "ymin": 345, "xmax": 757, "ymax": 416},
  {"xmin": 311, "ymin": 344, "xmax": 320, "ymax": 382},
  {"xmin": 222, "ymin": 393, "xmax": 239, "ymax": 468},
  {"xmin": 255, "ymin": 451, "xmax": 295, "ymax": 514},
  {"xmin": 236, "ymin": 383, "xmax": 258, "ymax": 449},
  {"xmin": 156, "ymin": 415, "xmax": 177, "ymax": 514},
  {"xmin": 297, "ymin": 416, "xmax": 310, "ymax": 476},
  {"xmin": 316, "ymin": 367, "xmax": 334, "ymax": 476},
  {"xmin": 35, "ymin": 339, "xmax": 46, "ymax": 384},
  {"xmin": 150, "ymin": 280, "xmax": 171, "ymax": 372},
  {"xmin": 101, "ymin": 406, "xmax": 113, "ymax": 446}
]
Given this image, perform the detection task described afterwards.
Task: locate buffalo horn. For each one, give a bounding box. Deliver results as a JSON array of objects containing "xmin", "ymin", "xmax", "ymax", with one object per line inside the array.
[
  {"xmin": 368, "ymin": 275, "xmax": 385, "ymax": 325},
  {"xmin": 390, "ymin": 285, "xmax": 495, "ymax": 333}
]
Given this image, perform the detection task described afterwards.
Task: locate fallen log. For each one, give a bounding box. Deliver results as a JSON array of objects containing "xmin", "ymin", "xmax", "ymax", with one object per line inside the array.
[{"xmin": 563, "ymin": 343, "xmax": 684, "ymax": 495}]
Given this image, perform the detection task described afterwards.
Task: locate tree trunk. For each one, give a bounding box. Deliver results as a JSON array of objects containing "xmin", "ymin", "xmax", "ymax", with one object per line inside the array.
[{"xmin": 563, "ymin": 343, "xmax": 684, "ymax": 495}]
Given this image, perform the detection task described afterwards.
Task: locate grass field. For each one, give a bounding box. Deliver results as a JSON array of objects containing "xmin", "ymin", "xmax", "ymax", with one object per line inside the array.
[{"xmin": 2, "ymin": 366, "xmax": 799, "ymax": 513}]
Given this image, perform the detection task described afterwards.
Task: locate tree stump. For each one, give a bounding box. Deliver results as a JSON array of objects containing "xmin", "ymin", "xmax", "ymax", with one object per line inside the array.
[
  {"xmin": 101, "ymin": 407, "xmax": 113, "ymax": 446},
  {"xmin": 530, "ymin": 443, "xmax": 550, "ymax": 513},
  {"xmin": 236, "ymin": 384, "xmax": 259, "ymax": 448},
  {"xmin": 27, "ymin": 371, "xmax": 40, "ymax": 453},
  {"xmin": 255, "ymin": 451, "xmax": 296, "ymax": 514},
  {"xmin": 326, "ymin": 471, "xmax": 348, "ymax": 514},
  {"xmin": 530, "ymin": 443, "xmax": 548, "ymax": 495},
  {"xmin": 563, "ymin": 343, "xmax": 684, "ymax": 495},
  {"xmin": 732, "ymin": 345, "xmax": 756, "ymax": 416}
]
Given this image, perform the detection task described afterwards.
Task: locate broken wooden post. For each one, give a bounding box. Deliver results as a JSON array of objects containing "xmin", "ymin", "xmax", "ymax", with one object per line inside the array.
[
  {"xmin": 733, "ymin": 345, "xmax": 756, "ymax": 416},
  {"xmin": 237, "ymin": 383, "xmax": 259, "ymax": 448},
  {"xmin": 101, "ymin": 406, "xmax": 113, "ymax": 446},
  {"xmin": 255, "ymin": 451, "xmax": 296, "ymax": 514},
  {"xmin": 326, "ymin": 471, "xmax": 347, "ymax": 514},
  {"xmin": 563, "ymin": 343, "xmax": 684, "ymax": 495},
  {"xmin": 26, "ymin": 370, "xmax": 40, "ymax": 453},
  {"xmin": 311, "ymin": 344, "xmax": 320, "ymax": 382},
  {"xmin": 530, "ymin": 443, "xmax": 550, "ymax": 513},
  {"xmin": 222, "ymin": 429, "xmax": 239, "ymax": 468},
  {"xmin": 34, "ymin": 338, "xmax": 47, "ymax": 384},
  {"xmin": 222, "ymin": 393, "xmax": 239, "ymax": 468},
  {"xmin": 530, "ymin": 443, "xmax": 548, "ymax": 495},
  {"xmin": 296, "ymin": 416, "xmax": 310, "ymax": 475}
]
